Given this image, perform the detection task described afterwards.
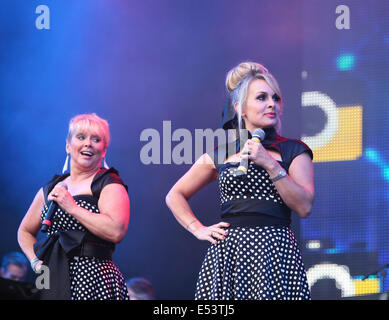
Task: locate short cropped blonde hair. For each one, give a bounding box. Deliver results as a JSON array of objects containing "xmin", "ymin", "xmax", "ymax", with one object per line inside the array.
[{"xmin": 67, "ymin": 113, "xmax": 110, "ymax": 148}]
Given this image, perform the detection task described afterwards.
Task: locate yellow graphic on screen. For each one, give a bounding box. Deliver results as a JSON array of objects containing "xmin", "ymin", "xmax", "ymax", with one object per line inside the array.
[
  {"xmin": 354, "ymin": 277, "xmax": 380, "ymax": 296},
  {"xmin": 301, "ymin": 91, "xmax": 362, "ymax": 162},
  {"xmin": 307, "ymin": 263, "xmax": 381, "ymax": 298}
]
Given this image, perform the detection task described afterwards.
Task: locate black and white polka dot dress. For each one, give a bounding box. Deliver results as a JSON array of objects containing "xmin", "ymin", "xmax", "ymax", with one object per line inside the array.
[
  {"xmin": 40, "ymin": 168, "xmax": 129, "ymax": 300},
  {"xmin": 195, "ymin": 136, "xmax": 312, "ymax": 300}
]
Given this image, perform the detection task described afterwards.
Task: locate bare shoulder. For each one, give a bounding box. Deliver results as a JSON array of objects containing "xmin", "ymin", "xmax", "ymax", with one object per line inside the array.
[
  {"xmin": 99, "ymin": 183, "xmax": 129, "ymax": 204},
  {"xmin": 194, "ymin": 152, "xmax": 217, "ymax": 167},
  {"xmin": 170, "ymin": 153, "xmax": 218, "ymax": 199},
  {"xmin": 189, "ymin": 153, "xmax": 218, "ymax": 179},
  {"xmin": 100, "ymin": 182, "xmax": 128, "ymax": 195}
]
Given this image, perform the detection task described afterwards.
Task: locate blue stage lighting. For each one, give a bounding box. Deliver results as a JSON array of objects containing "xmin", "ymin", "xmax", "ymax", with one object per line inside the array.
[
  {"xmin": 365, "ymin": 148, "xmax": 389, "ymax": 182},
  {"xmin": 365, "ymin": 148, "xmax": 382, "ymax": 165},
  {"xmin": 337, "ymin": 54, "xmax": 355, "ymax": 71}
]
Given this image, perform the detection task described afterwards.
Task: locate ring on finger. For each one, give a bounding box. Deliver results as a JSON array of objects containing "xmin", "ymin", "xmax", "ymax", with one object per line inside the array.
[{"xmin": 53, "ymin": 193, "xmax": 58, "ymax": 197}]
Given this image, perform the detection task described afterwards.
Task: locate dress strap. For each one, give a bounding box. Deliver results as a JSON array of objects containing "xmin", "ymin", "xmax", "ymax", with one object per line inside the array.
[
  {"xmin": 43, "ymin": 173, "xmax": 70, "ymax": 203},
  {"xmin": 91, "ymin": 167, "xmax": 128, "ymax": 199}
]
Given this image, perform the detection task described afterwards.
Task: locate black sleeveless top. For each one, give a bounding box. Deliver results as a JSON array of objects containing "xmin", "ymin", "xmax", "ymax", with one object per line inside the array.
[
  {"xmin": 35, "ymin": 167, "xmax": 129, "ymax": 300},
  {"xmin": 207, "ymin": 128, "xmax": 313, "ymax": 227},
  {"xmin": 41, "ymin": 167, "xmax": 128, "ymax": 235}
]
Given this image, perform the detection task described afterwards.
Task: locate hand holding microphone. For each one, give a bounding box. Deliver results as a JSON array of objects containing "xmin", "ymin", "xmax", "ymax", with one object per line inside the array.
[
  {"xmin": 41, "ymin": 182, "xmax": 68, "ymax": 233},
  {"xmin": 235, "ymin": 128, "xmax": 266, "ymax": 177}
]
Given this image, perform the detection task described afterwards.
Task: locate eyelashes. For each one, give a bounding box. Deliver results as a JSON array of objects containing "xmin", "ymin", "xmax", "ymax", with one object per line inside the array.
[
  {"xmin": 256, "ymin": 93, "xmax": 281, "ymax": 102},
  {"xmin": 76, "ymin": 134, "xmax": 101, "ymax": 143},
  {"xmin": 257, "ymin": 94, "xmax": 266, "ymax": 101}
]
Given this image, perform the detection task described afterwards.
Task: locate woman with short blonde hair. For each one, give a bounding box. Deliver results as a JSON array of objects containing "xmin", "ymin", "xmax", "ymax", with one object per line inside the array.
[{"xmin": 18, "ymin": 113, "xmax": 130, "ymax": 300}]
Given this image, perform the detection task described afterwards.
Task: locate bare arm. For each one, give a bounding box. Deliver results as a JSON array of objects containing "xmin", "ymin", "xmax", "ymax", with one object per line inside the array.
[
  {"xmin": 165, "ymin": 153, "xmax": 229, "ymax": 244},
  {"xmin": 265, "ymin": 152, "xmax": 315, "ymax": 218},
  {"xmin": 48, "ymin": 183, "xmax": 130, "ymax": 243},
  {"xmin": 17, "ymin": 188, "xmax": 45, "ymax": 262},
  {"xmin": 243, "ymin": 139, "xmax": 314, "ymax": 218}
]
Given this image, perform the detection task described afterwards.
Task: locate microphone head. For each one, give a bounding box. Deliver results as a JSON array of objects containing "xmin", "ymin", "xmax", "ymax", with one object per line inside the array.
[{"xmin": 252, "ymin": 128, "xmax": 266, "ymax": 141}]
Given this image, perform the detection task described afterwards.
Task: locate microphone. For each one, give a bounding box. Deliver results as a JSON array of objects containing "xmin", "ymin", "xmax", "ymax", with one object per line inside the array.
[
  {"xmin": 41, "ymin": 182, "xmax": 68, "ymax": 233},
  {"xmin": 235, "ymin": 128, "xmax": 266, "ymax": 177}
]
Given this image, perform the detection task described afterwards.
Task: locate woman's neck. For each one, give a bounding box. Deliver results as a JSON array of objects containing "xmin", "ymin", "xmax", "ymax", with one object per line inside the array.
[
  {"xmin": 69, "ymin": 164, "xmax": 100, "ymax": 183},
  {"xmin": 244, "ymin": 126, "xmax": 277, "ymax": 138}
]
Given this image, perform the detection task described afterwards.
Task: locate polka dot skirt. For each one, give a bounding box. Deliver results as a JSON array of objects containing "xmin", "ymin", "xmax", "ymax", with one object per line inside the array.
[
  {"xmin": 195, "ymin": 226, "xmax": 311, "ymax": 300},
  {"xmin": 41, "ymin": 195, "xmax": 129, "ymax": 300},
  {"xmin": 69, "ymin": 257, "xmax": 128, "ymax": 300}
]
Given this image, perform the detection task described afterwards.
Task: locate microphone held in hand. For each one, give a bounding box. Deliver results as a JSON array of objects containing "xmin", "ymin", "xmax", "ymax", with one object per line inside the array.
[
  {"xmin": 235, "ymin": 128, "xmax": 266, "ymax": 177},
  {"xmin": 41, "ymin": 182, "xmax": 68, "ymax": 233}
]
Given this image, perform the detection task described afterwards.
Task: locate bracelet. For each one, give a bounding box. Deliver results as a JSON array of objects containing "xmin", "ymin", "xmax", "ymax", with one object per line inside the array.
[
  {"xmin": 270, "ymin": 169, "xmax": 287, "ymax": 182},
  {"xmin": 30, "ymin": 257, "xmax": 39, "ymax": 272},
  {"xmin": 186, "ymin": 219, "xmax": 197, "ymax": 230}
]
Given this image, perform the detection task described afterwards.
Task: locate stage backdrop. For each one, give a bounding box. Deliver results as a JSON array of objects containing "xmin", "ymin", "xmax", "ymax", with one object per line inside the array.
[
  {"xmin": 0, "ymin": 0, "xmax": 387, "ymax": 299},
  {"xmin": 299, "ymin": 0, "xmax": 389, "ymax": 299}
]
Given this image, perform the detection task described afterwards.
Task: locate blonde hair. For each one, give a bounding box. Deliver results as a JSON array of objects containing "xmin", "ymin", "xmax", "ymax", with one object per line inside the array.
[
  {"xmin": 67, "ymin": 113, "xmax": 110, "ymax": 148},
  {"xmin": 225, "ymin": 61, "xmax": 283, "ymax": 134}
]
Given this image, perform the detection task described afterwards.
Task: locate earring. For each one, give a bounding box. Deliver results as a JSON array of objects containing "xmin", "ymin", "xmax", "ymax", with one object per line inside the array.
[
  {"xmin": 62, "ymin": 154, "xmax": 69, "ymax": 174},
  {"xmin": 103, "ymin": 158, "xmax": 109, "ymax": 169}
]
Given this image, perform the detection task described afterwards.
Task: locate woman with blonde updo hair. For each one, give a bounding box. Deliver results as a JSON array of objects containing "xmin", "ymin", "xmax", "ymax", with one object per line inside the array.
[
  {"xmin": 225, "ymin": 61, "xmax": 283, "ymax": 134},
  {"xmin": 18, "ymin": 113, "xmax": 130, "ymax": 300},
  {"xmin": 167, "ymin": 61, "xmax": 314, "ymax": 300}
]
